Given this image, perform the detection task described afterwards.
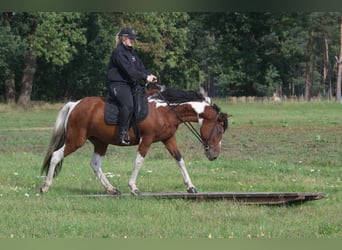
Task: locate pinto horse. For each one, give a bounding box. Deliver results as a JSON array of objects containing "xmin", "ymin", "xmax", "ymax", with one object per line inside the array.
[{"xmin": 40, "ymin": 88, "xmax": 229, "ymax": 195}]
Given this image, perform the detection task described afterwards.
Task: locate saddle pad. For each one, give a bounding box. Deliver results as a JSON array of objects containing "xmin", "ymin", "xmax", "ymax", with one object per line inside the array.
[
  {"xmin": 104, "ymin": 99, "xmax": 119, "ymax": 125},
  {"xmin": 104, "ymin": 86, "xmax": 149, "ymax": 126}
]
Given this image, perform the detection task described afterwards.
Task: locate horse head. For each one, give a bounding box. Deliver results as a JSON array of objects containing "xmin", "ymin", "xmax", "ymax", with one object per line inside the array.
[
  {"xmin": 199, "ymin": 102, "xmax": 229, "ymax": 161},
  {"xmin": 149, "ymin": 87, "xmax": 230, "ymax": 161}
]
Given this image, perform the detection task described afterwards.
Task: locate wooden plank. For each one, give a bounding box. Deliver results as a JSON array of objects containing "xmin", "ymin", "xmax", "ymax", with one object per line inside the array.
[
  {"xmin": 69, "ymin": 192, "xmax": 325, "ymax": 205},
  {"xmin": 133, "ymin": 192, "xmax": 325, "ymax": 205}
]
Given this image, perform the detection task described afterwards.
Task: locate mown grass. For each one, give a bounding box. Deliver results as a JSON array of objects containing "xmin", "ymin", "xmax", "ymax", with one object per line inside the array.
[{"xmin": 0, "ymin": 101, "xmax": 341, "ymax": 238}]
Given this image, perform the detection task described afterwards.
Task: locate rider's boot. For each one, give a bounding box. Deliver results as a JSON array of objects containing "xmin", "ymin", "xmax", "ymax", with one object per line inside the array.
[{"xmin": 118, "ymin": 107, "xmax": 132, "ymax": 145}]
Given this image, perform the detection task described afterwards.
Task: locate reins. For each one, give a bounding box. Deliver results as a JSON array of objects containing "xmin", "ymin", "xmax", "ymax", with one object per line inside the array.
[
  {"xmin": 156, "ymin": 90, "xmax": 217, "ymax": 149},
  {"xmin": 183, "ymin": 115, "xmax": 208, "ymax": 149}
]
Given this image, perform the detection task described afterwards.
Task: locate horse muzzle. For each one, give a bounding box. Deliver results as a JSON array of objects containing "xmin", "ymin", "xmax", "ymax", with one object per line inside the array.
[{"xmin": 204, "ymin": 146, "xmax": 219, "ymax": 161}]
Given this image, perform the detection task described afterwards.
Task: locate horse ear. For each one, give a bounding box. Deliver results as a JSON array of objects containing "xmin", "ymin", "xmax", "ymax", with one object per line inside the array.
[
  {"xmin": 219, "ymin": 113, "xmax": 229, "ymax": 121},
  {"xmin": 199, "ymin": 87, "xmax": 208, "ymax": 97},
  {"xmin": 219, "ymin": 113, "xmax": 230, "ymax": 131},
  {"xmin": 199, "ymin": 87, "xmax": 213, "ymax": 104}
]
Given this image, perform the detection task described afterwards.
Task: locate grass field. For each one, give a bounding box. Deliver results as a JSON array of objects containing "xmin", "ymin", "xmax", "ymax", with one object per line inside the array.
[{"xmin": 0, "ymin": 101, "xmax": 341, "ymax": 238}]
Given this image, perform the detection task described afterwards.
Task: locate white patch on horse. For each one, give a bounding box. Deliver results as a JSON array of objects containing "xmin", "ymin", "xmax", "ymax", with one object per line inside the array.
[
  {"xmin": 43, "ymin": 145, "xmax": 65, "ymax": 189},
  {"xmin": 183, "ymin": 101, "xmax": 210, "ymax": 126},
  {"xmin": 50, "ymin": 145, "xmax": 65, "ymax": 167},
  {"xmin": 204, "ymin": 96, "xmax": 213, "ymax": 105},
  {"xmin": 148, "ymin": 98, "xmax": 168, "ymax": 108},
  {"xmin": 149, "ymin": 99, "xmax": 210, "ymax": 126},
  {"xmin": 177, "ymin": 158, "xmax": 195, "ymax": 190},
  {"xmin": 90, "ymin": 153, "xmax": 103, "ymax": 172},
  {"xmin": 90, "ymin": 153, "xmax": 116, "ymax": 192},
  {"xmin": 184, "ymin": 101, "xmax": 208, "ymax": 114},
  {"xmin": 62, "ymin": 100, "xmax": 80, "ymax": 130},
  {"xmin": 128, "ymin": 152, "xmax": 145, "ymax": 192}
]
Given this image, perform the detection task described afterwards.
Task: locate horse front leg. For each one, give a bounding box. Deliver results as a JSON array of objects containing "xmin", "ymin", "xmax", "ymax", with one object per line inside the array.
[
  {"xmin": 176, "ymin": 157, "xmax": 197, "ymax": 193},
  {"xmin": 128, "ymin": 138, "xmax": 152, "ymax": 195},
  {"xmin": 90, "ymin": 153, "xmax": 121, "ymax": 195},
  {"xmin": 128, "ymin": 152, "xmax": 145, "ymax": 196},
  {"xmin": 89, "ymin": 139, "xmax": 121, "ymax": 195},
  {"xmin": 163, "ymin": 136, "xmax": 197, "ymax": 193}
]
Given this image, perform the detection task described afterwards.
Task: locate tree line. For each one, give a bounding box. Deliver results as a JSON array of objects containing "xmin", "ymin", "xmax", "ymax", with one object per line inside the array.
[{"xmin": 1, "ymin": 12, "xmax": 342, "ymax": 105}]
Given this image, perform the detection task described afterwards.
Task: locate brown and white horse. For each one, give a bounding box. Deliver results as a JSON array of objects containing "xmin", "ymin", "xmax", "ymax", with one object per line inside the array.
[{"xmin": 40, "ymin": 88, "xmax": 229, "ymax": 195}]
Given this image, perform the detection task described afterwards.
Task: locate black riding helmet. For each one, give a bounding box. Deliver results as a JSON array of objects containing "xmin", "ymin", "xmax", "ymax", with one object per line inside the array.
[{"xmin": 119, "ymin": 28, "xmax": 137, "ymax": 40}]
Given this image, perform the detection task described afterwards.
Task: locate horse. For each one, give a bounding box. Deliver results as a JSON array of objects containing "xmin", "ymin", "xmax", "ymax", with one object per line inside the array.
[{"xmin": 40, "ymin": 87, "xmax": 229, "ymax": 195}]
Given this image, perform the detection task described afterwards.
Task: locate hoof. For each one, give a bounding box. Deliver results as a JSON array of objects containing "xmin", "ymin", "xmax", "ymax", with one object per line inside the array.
[
  {"xmin": 187, "ymin": 187, "xmax": 197, "ymax": 193},
  {"xmin": 40, "ymin": 184, "xmax": 49, "ymax": 194},
  {"xmin": 131, "ymin": 189, "xmax": 141, "ymax": 196},
  {"xmin": 108, "ymin": 188, "xmax": 121, "ymax": 195}
]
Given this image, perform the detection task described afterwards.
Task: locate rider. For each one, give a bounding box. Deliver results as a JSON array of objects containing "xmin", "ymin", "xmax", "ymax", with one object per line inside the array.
[{"xmin": 107, "ymin": 27, "xmax": 157, "ymax": 145}]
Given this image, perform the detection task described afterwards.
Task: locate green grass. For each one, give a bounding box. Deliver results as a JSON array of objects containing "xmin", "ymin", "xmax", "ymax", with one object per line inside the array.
[{"xmin": 0, "ymin": 101, "xmax": 341, "ymax": 238}]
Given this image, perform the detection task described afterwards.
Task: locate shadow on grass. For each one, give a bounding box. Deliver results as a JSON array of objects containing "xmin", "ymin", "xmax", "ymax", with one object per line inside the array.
[{"xmin": 46, "ymin": 186, "xmax": 109, "ymax": 196}]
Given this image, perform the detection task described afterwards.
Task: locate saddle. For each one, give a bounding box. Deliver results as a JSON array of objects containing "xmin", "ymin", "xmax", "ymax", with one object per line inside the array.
[{"xmin": 104, "ymin": 84, "xmax": 149, "ymax": 126}]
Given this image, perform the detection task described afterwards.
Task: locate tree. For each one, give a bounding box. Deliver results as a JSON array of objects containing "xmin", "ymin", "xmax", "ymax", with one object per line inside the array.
[
  {"xmin": 305, "ymin": 30, "xmax": 313, "ymax": 101},
  {"xmin": 336, "ymin": 17, "xmax": 342, "ymax": 102},
  {"xmin": 118, "ymin": 12, "xmax": 193, "ymax": 89},
  {"xmin": 2, "ymin": 12, "xmax": 342, "ymax": 102},
  {"xmin": 20, "ymin": 12, "xmax": 86, "ymax": 104},
  {"xmin": 0, "ymin": 12, "xmax": 87, "ymax": 104},
  {"xmin": 0, "ymin": 13, "xmax": 26, "ymax": 104}
]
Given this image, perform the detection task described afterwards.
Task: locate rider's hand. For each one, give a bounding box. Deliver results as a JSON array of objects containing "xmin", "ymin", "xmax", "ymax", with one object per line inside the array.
[{"xmin": 147, "ymin": 74, "xmax": 158, "ymax": 83}]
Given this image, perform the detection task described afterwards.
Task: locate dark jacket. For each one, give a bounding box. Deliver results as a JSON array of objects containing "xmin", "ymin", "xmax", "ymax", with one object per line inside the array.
[{"xmin": 107, "ymin": 43, "xmax": 149, "ymax": 85}]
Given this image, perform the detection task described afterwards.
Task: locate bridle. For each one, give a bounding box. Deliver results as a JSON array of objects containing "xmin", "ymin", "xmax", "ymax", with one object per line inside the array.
[
  {"xmin": 205, "ymin": 113, "xmax": 224, "ymax": 149},
  {"xmin": 156, "ymin": 91, "xmax": 224, "ymax": 150}
]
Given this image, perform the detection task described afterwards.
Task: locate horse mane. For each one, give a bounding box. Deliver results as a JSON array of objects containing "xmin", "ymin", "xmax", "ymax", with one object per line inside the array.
[
  {"xmin": 153, "ymin": 88, "xmax": 205, "ymax": 103},
  {"xmin": 152, "ymin": 87, "xmax": 222, "ymax": 113}
]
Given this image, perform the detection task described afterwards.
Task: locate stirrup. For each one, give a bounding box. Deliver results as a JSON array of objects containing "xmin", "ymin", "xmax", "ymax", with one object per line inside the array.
[{"xmin": 119, "ymin": 134, "xmax": 130, "ymax": 145}]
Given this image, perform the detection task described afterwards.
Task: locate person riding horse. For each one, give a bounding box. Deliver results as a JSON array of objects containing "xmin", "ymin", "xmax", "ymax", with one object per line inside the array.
[{"xmin": 107, "ymin": 27, "xmax": 157, "ymax": 145}]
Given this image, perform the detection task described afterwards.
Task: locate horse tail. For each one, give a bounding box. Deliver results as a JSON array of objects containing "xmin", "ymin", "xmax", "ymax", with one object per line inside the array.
[{"xmin": 41, "ymin": 101, "xmax": 77, "ymax": 177}]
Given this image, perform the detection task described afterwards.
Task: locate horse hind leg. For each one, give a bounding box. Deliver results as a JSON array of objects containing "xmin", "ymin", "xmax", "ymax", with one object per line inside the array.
[
  {"xmin": 40, "ymin": 145, "xmax": 65, "ymax": 193},
  {"xmin": 41, "ymin": 133, "xmax": 86, "ymax": 193}
]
